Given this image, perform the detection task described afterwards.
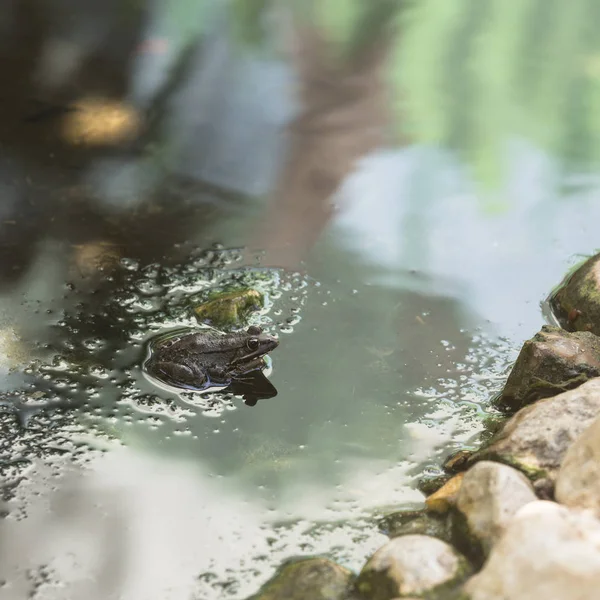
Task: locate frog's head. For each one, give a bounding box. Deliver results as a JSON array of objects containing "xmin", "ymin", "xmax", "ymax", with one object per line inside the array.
[{"xmin": 231, "ymin": 325, "xmax": 279, "ymax": 366}]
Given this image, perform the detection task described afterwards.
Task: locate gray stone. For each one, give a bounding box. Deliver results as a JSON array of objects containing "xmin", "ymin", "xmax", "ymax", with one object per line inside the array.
[
  {"xmin": 464, "ymin": 501, "xmax": 600, "ymax": 600},
  {"xmin": 556, "ymin": 413, "xmax": 600, "ymax": 515},
  {"xmin": 496, "ymin": 326, "xmax": 600, "ymax": 412},
  {"xmin": 468, "ymin": 378, "xmax": 600, "ymax": 482},
  {"xmin": 550, "ymin": 253, "xmax": 600, "ymax": 336},
  {"xmin": 248, "ymin": 557, "xmax": 353, "ymax": 600},
  {"xmin": 455, "ymin": 461, "xmax": 536, "ymax": 554},
  {"xmin": 354, "ymin": 534, "xmax": 471, "ymax": 600}
]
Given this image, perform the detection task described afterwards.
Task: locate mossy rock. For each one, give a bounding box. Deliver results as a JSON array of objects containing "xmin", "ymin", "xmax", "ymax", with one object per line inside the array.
[
  {"xmin": 247, "ymin": 557, "xmax": 354, "ymax": 600},
  {"xmin": 448, "ymin": 508, "xmax": 485, "ymax": 571},
  {"xmin": 494, "ymin": 326, "xmax": 600, "ymax": 413},
  {"xmin": 354, "ymin": 535, "xmax": 472, "ymax": 600},
  {"xmin": 549, "ymin": 253, "xmax": 600, "ymax": 335},
  {"xmin": 378, "ymin": 509, "xmax": 453, "ymax": 544},
  {"xmin": 417, "ymin": 473, "xmax": 452, "ymax": 496},
  {"xmin": 443, "ymin": 450, "xmax": 476, "ymax": 474},
  {"xmin": 192, "ymin": 288, "xmax": 264, "ymax": 329},
  {"xmin": 464, "ymin": 379, "xmax": 600, "ymax": 484}
]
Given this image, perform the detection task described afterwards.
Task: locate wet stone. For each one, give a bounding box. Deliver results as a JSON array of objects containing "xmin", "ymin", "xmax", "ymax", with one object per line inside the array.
[
  {"xmin": 425, "ymin": 473, "xmax": 464, "ymax": 514},
  {"xmin": 443, "ymin": 450, "xmax": 475, "ymax": 474},
  {"xmin": 532, "ymin": 477, "xmax": 555, "ymax": 500},
  {"xmin": 556, "ymin": 413, "xmax": 600, "ymax": 515},
  {"xmin": 417, "ymin": 473, "xmax": 452, "ymax": 496},
  {"xmin": 550, "ymin": 253, "xmax": 600, "ymax": 336},
  {"xmin": 495, "ymin": 326, "xmax": 600, "ymax": 412},
  {"xmin": 466, "ymin": 378, "xmax": 600, "ymax": 483},
  {"xmin": 463, "ymin": 501, "xmax": 600, "ymax": 600},
  {"xmin": 354, "ymin": 534, "xmax": 472, "ymax": 600},
  {"xmin": 247, "ymin": 557, "xmax": 353, "ymax": 600},
  {"xmin": 454, "ymin": 461, "xmax": 536, "ymax": 555},
  {"xmin": 379, "ymin": 509, "xmax": 452, "ymax": 544}
]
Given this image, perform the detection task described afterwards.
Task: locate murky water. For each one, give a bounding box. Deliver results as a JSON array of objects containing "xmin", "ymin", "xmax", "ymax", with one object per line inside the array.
[{"xmin": 1, "ymin": 1, "xmax": 600, "ymax": 599}]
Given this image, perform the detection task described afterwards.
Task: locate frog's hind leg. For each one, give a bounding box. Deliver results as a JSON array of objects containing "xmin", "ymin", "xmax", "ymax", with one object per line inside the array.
[{"xmin": 152, "ymin": 361, "xmax": 207, "ymax": 390}]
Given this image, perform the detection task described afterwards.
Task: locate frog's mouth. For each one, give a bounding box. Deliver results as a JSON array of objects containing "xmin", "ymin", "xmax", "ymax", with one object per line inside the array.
[{"xmin": 231, "ymin": 335, "xmax": 279, "ymax": 365}]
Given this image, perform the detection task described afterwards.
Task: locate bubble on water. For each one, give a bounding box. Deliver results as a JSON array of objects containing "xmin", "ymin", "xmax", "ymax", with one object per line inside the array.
[
  {"xmin": 87, "ymin": 365, "xmax": 108, "ymax": 378},
  {"xmin": 82, "ymin": 338, "xmax": 104, "ymax": 351},
  {"xmin": 120, "ymin": 257, "xmax": 140, "ymax": 271},
  {"xmin": 407, "ymin": 332, "xmax": 514, "ymax": 470}
]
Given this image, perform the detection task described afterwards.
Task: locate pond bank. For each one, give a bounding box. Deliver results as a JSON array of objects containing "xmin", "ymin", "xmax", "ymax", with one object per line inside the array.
[{"xmin": 250, "ymin": 252, "xmax": 600, "ymax": 600}]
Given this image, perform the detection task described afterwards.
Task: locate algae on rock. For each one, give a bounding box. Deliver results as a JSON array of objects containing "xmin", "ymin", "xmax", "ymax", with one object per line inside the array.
[
  {"xmin": 379, "ymin": 509, "xmax": 453, "ymax": 545},
  {"xmin": 247, "ymin": 557, "xmax": 353, "ymax": 600},
  {"xmin": 192, "ymin": 288, "xmax": 264, "ymax": 329},
  {"xmin": 354, "ymin": 534, "xmax": 472, "ymax": 600},
  {"xmin": 550, "ymin": 253, "xmax": 600, "ymax": 336},
  {"xmin": 454, "ymin": 461, "xmax": 536, "ymax": 556}
]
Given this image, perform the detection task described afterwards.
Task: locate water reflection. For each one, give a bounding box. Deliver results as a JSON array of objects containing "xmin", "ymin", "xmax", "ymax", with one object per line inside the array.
[
  {"xmin": 0, "ymin": 446, "xmax": 381, "ymax": 600},
  {"xmin": 1, "ymin": 0, "xmax": 600, "ymax": 598}
]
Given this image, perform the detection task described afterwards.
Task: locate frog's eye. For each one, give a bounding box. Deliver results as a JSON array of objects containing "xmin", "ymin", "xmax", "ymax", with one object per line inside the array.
[
  {"xmin": 247, "ymin": 325, "xmax": 262, "ymax": 335},
  {"xmin": 247, "ymin": 338, "xmax": 260, "ymax": 351}
]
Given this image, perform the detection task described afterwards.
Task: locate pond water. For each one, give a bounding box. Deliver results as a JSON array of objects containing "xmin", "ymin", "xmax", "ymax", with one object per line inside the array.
[{"xmin": 1, "ymin": 2, "xmax": 600, "ymax": 599}]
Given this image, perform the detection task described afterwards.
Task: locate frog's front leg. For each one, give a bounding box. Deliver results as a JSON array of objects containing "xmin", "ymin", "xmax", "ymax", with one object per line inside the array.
[
  {"xmin": 231, "ymin": 357, "xmax": 266, "ymax": 379},
  {"xmin": 149, "ymin": 360, "xmax": 208, "ymax": 389}
]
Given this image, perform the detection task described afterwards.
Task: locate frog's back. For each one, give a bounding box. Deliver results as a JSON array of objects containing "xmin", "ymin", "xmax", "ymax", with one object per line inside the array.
[{"xmin": 171, "ymin": 329, "xmax": 247, "ymax": 355}]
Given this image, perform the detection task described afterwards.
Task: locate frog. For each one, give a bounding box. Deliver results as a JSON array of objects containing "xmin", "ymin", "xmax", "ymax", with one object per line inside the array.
[{"xmin": 143, "ymin": 325, "xmax": 279, "ymax": 392}]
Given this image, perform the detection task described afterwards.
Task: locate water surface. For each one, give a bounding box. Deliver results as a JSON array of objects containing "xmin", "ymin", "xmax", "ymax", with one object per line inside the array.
[{"xmin": 1, "ymin": 2, "xmax": 600, "ymax": 598}]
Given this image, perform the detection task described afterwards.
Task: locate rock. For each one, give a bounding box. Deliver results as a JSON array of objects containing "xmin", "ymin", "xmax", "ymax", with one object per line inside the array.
[
  {"xmin": 192, "ymin": 288, "xmax": 264, "ymax": 329},
  {"xmin": 556, "ymin": 413, "xmax": 600, "ymax": 515},
  {"xmin": 454, "ymin": 461, "xmax": 536, "ymax": 555},
  {"xmin": 532, "ymin": 477, "xmax": 555, "ymax": 500},
  {"xmin": 425, "ymin": 473, "xmax": 465, "ymax": 514},
  {"xmin": 248, "ymin": 557, "xmax": 353, "ymax": 600},
  {"xmin": 443, "ymin": 450, "xmax": 475, "ymax": 474},
  {"xmin": 467, "ymin": 378, "xmax": 600, "ymax": 482},
  {"xmin": 463, "ymin": 501, "xmax": 600, "ymax": 600},
  {"xmin": 417, "ymin": 473, "xmax": 452, "ymax": 496},
  {"xmin": 354, "ymin": 535, "xmax": 471, "ymax": 600},
  {"xmin": 550, "ymin": 253, "xmax": 600, "ymax": 335},
  {"xmin": 479, "ymin": 414, "xmax": 507, "ymax": 437},
  {"xmin": 379, "ymin": 509, "xmax": 452, "ymax": 544},
  {"xmin": 495, "ymin": 326, "xmax": 600, "ymax": 412}
]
